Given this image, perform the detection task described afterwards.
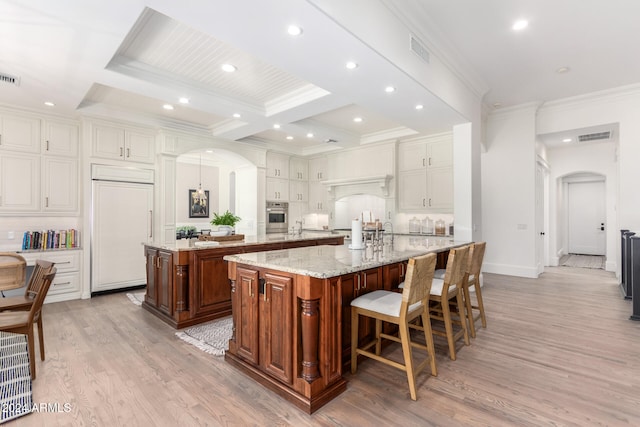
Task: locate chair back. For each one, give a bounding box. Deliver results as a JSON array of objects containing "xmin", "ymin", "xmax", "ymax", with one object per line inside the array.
[
  {"xmin": 25, "ymin": 260, "xmax": 55, "ymax": 300},
  {"xmin": 25, "ymin": 268, "xmax": 56, "ymax": 326},
  {"xmin": 468, "ymin": 242, "xmax": 486, "ymax": 280},
  {"xmin": 402, "ymin": 253, "xmax": 437, "ymax": 307},
  {"xmin": 0, "ymin": 252, "xmax": 26, "ymax": 291},
  {"xmin": 441, "ymin": 245, "xmax": 471, "ymax": 298}
]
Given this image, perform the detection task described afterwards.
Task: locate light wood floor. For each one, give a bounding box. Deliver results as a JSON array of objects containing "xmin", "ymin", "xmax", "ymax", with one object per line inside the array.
[{"xmin": 10, "ymin": 266, "xmax": 640, "ymax": 426}]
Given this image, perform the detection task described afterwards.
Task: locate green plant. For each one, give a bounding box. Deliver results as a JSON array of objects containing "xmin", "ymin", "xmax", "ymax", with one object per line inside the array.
[
  {"xmin": 211, "ymin": 210, "xmax": 241, "ymax": 227},
  {"xmin": 176, "ymin": 225, "xmax": 197, "ymax": 232}
]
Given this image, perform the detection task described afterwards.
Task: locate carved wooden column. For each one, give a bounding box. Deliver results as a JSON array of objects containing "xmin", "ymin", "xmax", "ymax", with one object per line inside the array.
[
  {"xmin": 300, "ymin": 298, "xmax": 320, "ymax": 382},
  {"xmin": 175, "ymin": 264, "xmax": 189, "ymax": 312}
]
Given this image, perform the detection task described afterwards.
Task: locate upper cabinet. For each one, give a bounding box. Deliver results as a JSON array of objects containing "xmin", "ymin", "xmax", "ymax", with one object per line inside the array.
[
  {"xmin": 91, "ymin": 123, "xmax": 155, "ymax": 164},
  {"xmin": 309, "ymin": 157, "xmax": 328, "ymax": 181},
  {"xmin": 398, "ymin": 133, "xmax": 453, "ymax": 213},
  {"xmin": 0, "ymin": 153, "xmax": 40, "ymax": 212},
  {"xmin": 43, "ymin": 119, "xmax": 79, "ymax": 157},
  {"xmin": 0, "ymin": 112, "xmax": 41, "ymax": 153},
  {"xmin": 289, "ymin": 156, "xmax": 308, "ymax": 181},
  {"xmin": 266, "ymin": 152, "xmax": 289, "ymax": 178}
]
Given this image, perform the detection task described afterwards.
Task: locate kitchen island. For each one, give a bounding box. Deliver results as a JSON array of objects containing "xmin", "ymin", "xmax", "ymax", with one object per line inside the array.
[
  {"xmin": 142, "ymin": 233, "xmax": 344, "ymax": 328},
  {"xmin": 223, "ymin": 236, "xmax": 470, "ymax": 413}
]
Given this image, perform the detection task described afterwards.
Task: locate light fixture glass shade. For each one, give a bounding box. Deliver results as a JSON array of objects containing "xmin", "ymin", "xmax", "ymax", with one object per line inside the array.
[{"xmin": 198, "ymin": 155, "xmax": 207, "ymax": 202}]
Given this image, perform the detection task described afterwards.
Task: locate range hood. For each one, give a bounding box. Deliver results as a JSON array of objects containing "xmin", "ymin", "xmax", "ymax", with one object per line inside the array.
[{"xmin": 321, "ymin": 175, "xmax": 393, "ymax": 199}]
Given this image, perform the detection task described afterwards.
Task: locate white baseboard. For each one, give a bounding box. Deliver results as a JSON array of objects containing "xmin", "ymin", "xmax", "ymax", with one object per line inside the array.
[
  {"xmin": 605, "ymin": 260, "xmax": 617, "ymax": 272},
  {"xmin": 549, "ymin": 256, "xmax": 560, "ymax": 267},
  {"xmin": 482, "ymin": 262, "xmax": 539, "ymax": 278}
]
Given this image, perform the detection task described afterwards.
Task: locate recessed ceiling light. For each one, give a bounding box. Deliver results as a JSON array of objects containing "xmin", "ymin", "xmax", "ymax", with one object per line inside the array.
[
  {"xmin": 306, "ymin": 132, "xmax": 314, "ymax": 138},
  {"xmin": 556, "ymin": 67, "xmax": 570, "ymax": 74},
  {"xmin": 232, "ymin": 113, "xmax": 241, "ymax": 118},
  {"xmin": 286, "ymin": 136, "xmax": 294, "ymax": 140},
  {"xmin": 415, "ymin": 104, "xmax": 424, "ymax": 110},
  {"xmin": 385, "ymin": 86, "xmax": 396, "ymax": 93},
  {"xmin": 273, "ymin": 124, "xmax": 281, "ymax": 129},
  {"xmin": 562, "ymin": 138, "xmax": 572, "ymax": 143},
  {"xmin": 163, "ymin": 104, "xmax": 174, "ymax": 110},
  {"xmin": 179, "ymin": 97, "xmax": 190, "ymax": 104},
  {"xmin": 206, "ymin": 150, "xmax": 213, "ymax": 153},
  {"xmin": 287, "ymin": 25, "xmax": 303, "ymax": 36},
  {"xmin": 512, "ymin": 19, "xmax": 528, "ymax": 31},
  {"xmin": 346, "ymin": 61, "xmax": 358, "ymax": 70},
  {"xmin": 43, "ymin": 101, "xmax": 55, "ymax": 107},
  {"xmin": 353, "ymin": 117, "xmax": 363, "ymax": 123},
  {"xmin": 221, "ymin": 63, "xmax": 237, "ymax": 73}
]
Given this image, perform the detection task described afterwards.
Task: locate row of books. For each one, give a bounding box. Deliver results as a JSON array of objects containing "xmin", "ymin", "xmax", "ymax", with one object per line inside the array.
[{"xmin": 21, "ymin": 229, "xmax": 80, "ymax": 250}]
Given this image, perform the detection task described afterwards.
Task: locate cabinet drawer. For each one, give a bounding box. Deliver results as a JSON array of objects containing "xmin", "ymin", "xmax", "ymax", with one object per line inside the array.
[
  {"xmin": 48, "ymin": 271, "xmax": 80, "ymax": 298},
  {"xmin": 39, "ymin": 251, "xmax": 81, "ymax": 273}
]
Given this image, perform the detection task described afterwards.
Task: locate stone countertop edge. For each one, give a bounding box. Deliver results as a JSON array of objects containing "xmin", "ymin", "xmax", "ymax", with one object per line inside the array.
[{"xmin": 223, "ymin": 238, "xmax": 471, "ymax": 279}]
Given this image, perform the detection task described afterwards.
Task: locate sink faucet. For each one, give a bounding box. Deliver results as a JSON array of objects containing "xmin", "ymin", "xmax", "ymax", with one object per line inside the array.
[
  {"xmin": 296, "ymin": 220, "xmax": 303, "ymax": 235},
  {"xmin": 383, "ymin": 221, "xmax": 394, "ymax": 245}
]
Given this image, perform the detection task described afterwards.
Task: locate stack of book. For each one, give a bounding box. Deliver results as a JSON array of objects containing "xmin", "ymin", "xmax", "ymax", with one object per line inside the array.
[{"xmin": 21, "ymin": 229, "xmax": 79, "ymax": 250}]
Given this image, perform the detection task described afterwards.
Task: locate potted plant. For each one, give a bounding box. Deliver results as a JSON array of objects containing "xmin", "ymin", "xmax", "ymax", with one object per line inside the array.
[
  {"xmin": 176, "ymin": 225, "xmax": 197, "ymax": 239},
  {"xmin": 210, "ymin": 210, "xmax": 241, "ymax": 235}
]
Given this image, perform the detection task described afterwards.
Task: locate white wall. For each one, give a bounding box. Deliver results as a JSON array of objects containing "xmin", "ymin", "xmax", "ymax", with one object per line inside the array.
[
  {"xmin": 175, "ymin": 161, "xmax": 219, "ymax": 229},
  {"xmin": 482, "ymin": 104, "xmax": 538, "ymax": 277},
  {"xmin": 546, "ymin": 142, "xmax": 618, "ymax": 272}
]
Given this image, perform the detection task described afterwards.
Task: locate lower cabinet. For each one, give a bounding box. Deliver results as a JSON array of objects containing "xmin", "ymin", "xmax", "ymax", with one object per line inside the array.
[
  {"xmin": 145, "ymin": 247, "xmax": 173, "ymax": 316},
  {"xmin": 234, "ymin": 268, "xmax": 293, "ymax": 385},
  {"xmin": 22, "ymin": 249, "xmax": 83, "ymax": 303}
]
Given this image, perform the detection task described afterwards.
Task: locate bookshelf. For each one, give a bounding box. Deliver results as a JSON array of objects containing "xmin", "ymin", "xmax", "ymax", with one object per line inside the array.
[{"xmin": 21, "ymin": 229, "xmax": 79, "ymax": 251}]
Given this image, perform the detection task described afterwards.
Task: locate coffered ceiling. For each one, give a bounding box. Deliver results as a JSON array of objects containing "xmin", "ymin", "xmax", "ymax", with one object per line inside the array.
[{"xmin": 1, "ymin": 0, "xmax": 638, "ymax": 155}]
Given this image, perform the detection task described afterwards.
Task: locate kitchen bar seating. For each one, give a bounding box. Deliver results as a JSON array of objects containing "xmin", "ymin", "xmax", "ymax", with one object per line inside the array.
[
  {"xmin": 351, "ymin": 253, "xmax": 438, "ymax": 401},
  {"xmin": 461, "ymin": 242, "xmax": 487, "ymax": 338}
]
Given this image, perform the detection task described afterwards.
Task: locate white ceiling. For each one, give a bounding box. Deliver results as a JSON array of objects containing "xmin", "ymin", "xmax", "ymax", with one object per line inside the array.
[{"xmin": 1, "ymin": 0, "xmax": 637, "ymax": 155}]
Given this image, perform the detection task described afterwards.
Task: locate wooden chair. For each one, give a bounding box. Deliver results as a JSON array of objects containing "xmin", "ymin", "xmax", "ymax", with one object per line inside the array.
[
  {"xmin": 0, "ymin": 267, "xmax": 56, "ymax": 379},
  {"xmin": 460, "ymin": 242, "xmax": 487, "ymax": 338},
  {"xmin": 0, "ymin": 260, "xmax": 56, "ymax": 363},
  {"xmin": 351, "ymin": 253, "xmax": 437, "ymax": 401},
  {"xmin": 428, "ymin": 245, "xmax": 470, "ymax": 361},
  {"xmin": 0, "ymin": 252, "xmax": 27, "ymax": 295}
]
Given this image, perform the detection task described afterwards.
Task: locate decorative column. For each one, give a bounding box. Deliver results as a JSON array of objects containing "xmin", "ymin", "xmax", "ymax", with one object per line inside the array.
[
  {"xmin": 300, "ymin": 298, "xmax": 320, "ymax": 382},
  {"xmin": 175, "ymin": 264, "xmax": 189, "ymax": 312}
]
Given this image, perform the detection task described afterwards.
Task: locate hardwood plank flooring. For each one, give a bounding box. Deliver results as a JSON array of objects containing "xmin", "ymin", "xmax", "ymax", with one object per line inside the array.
[{"xmin": 9, "ymin": 266, "xmax": 640, "ymax": 426}]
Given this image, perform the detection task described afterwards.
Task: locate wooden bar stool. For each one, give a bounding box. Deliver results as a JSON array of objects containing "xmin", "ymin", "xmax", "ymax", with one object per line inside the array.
[{"xmin": 461, "ymin": 242, "xmax": 487, "ymax": 338}]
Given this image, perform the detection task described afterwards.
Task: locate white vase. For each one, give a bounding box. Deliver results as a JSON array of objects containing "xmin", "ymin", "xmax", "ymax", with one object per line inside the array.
[{"xmin": 217, "ymin": 225, "xmax": 234, "ymax": 236}]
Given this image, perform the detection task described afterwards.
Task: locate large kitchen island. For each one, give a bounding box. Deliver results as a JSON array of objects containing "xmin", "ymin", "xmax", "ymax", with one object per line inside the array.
[
  {"xmin": 142, "ymin": 233, "xmax": 344, "ymax": 328},
  {"xmin": 223, "ymin": 236, "xmax": 470, "ymax": 413}
]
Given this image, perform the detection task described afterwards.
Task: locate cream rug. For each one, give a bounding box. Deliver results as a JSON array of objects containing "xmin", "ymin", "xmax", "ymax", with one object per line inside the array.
[
  {"xmin": 560, "ymin": 254, "xmax": 605, "ymax": 269},
  {"xmin": 175, "ymin": 317, "xmax": 233, "ymax": 356},
  {"xmin": 126, "ymin": 291, "xmax": 145, "ymax": 306}
]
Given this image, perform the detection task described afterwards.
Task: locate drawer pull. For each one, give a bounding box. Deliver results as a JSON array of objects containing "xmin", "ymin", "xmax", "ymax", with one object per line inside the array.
[{"xmin": 54, "ymin": 281, "xmax": 71, "ymax": 286}]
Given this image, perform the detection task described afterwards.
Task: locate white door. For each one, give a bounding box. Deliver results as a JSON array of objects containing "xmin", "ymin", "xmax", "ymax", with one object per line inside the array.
[
  {"xmin": 568, "ymin": 181, "xmax": 606, "ymax": 255},
  {"xmin": 535, "ymin": 164, "xmax": 546, "ymax": 275},
  {"xmin": 92, "ymin": 180, "xmax": 153, "ymax": 292}
]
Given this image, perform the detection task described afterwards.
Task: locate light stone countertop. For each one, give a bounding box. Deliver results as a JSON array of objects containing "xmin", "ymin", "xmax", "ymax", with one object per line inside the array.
[
  {"xmin": 144, "ymin": 232, "xmax": 344, "ymax": 252},
  {"xmin": 223, "ymin": 235, "xmax": 470, "ymax": 279}
]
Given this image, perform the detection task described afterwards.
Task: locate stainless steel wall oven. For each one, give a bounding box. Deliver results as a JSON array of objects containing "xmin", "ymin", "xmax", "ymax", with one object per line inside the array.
[{"xmin": 266, "ymin": 202, "xmax": 288, "ymax": 234}]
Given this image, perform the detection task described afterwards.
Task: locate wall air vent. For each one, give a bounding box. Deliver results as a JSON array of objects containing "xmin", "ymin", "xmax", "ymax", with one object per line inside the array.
[
  {"xmin": 578, "ymin": 131, "xmax": 611, "ymax": 142},
  {"xmin": 0, "ymin": 72, "xmax": 20, "ymax": 86},
  {"xmin": 410, "ymin": 34, "xmax": 430, "ymax": 64}
]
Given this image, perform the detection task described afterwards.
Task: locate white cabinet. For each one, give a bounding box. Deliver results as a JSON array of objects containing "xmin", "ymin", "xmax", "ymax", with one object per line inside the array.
[
  {"xmin": 289, "ymin": 180, "xmax": 307, "ymax": 202},
  {"xmin": 0, "ymin": 153, "xmax": 40, "ymax": 212},
  {"xmin": 91, "ymin": 123, "xmax": 155, "ymax": 164},
  {"xmin": 0, "ymin": 113, "xmax": 40, "ymax": 153},
  {"xmin": 289, "ymin": 156, "xmax": 308, "ymax": 181},
  {"xmin": 266, "ymin": 152, "xmax": 289, "ymax": 178},
  {"xmin": 266, "ymin": 178, "xmax": 289, "ymax": 201},
  {"xmin": 43, "ymin": 120, "xmax": 79, "ymax": 157},
  {"xmin": 43, "ymin": 157, "xmax": 78, "ymax": 212},
  {"xmin": 309, "ymin": 157, "xmax": 328, "ymax": 181},
  {"xmin": 398, "ymin": 134, "xmax": 453, "ymax": 213},
  {"xmin": 22, "ymin": 250, "xmax": 82, "ymax": 303},
  {"xmin": 308, "ymin": 182, "xmax": 328, "ymax": 212}
]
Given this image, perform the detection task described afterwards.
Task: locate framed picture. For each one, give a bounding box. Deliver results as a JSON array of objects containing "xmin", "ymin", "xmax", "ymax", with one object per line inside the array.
[{"xmin": 189, "ymin": 189, "xmax": 209, "ymax": 218}]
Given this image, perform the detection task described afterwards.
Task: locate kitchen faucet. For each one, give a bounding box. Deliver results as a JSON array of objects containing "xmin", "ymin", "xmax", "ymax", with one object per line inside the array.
[
  {"xmin": 296, "ymin": 220, "xmax": 303, "ymax": 235},
  {"xmin": 383, "ymin": 221, "xmax": 394, "ymax": 245}
]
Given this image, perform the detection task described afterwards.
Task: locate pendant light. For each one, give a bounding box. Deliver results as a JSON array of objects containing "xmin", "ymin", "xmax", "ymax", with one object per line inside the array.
[{"xmin": 197, "ymin": 154, "xmax": 207, "ymax": 202}]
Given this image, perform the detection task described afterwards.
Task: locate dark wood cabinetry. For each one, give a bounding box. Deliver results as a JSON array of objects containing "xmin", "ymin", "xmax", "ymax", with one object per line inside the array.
[{"xmin": 142, "ymin": 236, "xmax": 343, "ymax": 329}]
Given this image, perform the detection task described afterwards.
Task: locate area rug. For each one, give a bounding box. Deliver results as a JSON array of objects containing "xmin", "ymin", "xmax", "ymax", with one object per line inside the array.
[
  {"xmin": 126, "ymin": 292, "xmax": 145, "ymax": 306},
  {"xmin": 175, "ymin": 317, "xmax": 233, "ymax": 356},
  {"xmin": 0, "ymin": 331, "xmax": 33, "ymax": 423},
  {"xmin": 560, "ymin": 254, "xmax": 605, "ymax": 269}
]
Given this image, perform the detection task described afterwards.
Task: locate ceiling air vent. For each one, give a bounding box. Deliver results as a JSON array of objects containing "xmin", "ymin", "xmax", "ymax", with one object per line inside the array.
[
  {"xmin": 410, "ymin": 34, "xmax": 430, "ymax": 64},
  {"xmin": 578, "ymin": 131, "xmax": 611, "ymax": 142},
  {"xmin": 0, "ymin": 72, "xmax": 20, "ymax": 86},
  {"xmin": 324, "ymin": 138, "xmax": 338, "ymax": 144}
]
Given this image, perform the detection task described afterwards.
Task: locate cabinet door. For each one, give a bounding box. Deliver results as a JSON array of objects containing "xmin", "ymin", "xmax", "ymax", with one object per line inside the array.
[
  {"xmin": 289, "ymin": 180, "xmax": 307, "ymax": 202},
  {"xmin": 427, "ymin": 166, "xmax": 453, "ymax": 211},
  {"xmin": 398, "ymin": 141, "xmax": 427, "ymax": 172},
  {"xmin": 266, "ymin": 152, "xmax": 289, "ymax": 178},
  {"xmin": 339, "ymin": 273, "xmax": 357, "ymax": 367},
  {"xmin": 145, "ymin": 248, "xmax": 158, "ymax": 307},
  {"xmin": 126, "ymin": 131, "xmax": 155, "ymax": 164},
  {"xmin": 356, "ymin": 268, "xmax": 382, "ymax": 346},
  {"xmin": 92, "ymin": 124, "xmax": 125, "ymax": 160},
  {"xmin": 191, "ymin": 250, "xmax": 232, "ymax": 318},
  {"xmin": 398, "ymin": 169, "xmax": 427, "ymax": 211},
  {"xmin": 157, "ymin": 250, "xmax": 173, "ymax": 315},
  {"xmin": 0, "ymin": 153, "xmax": 40, "ymax": 212},
  {"xmin": 43, "ymin": 157, "xmax": 78, "ymax": 212},
  {"xmin": 427, "ymin": 138, "xmax": 453, "ymax": 168},
  {"xmin": 266, "ymin": 178, "xmax": 289, "ymax": 201},
  {"xmin": 260, "ymin": 272, "xmax": 293, "ymax": 384},
  {"xmin": 308, "ymin": 181, "xmax": 327, "ymax": 212},
  {"xmin": 235, "ymin": 267, "xmax": 260, "ymax": 364},
  {"xmin": 43, "ymin": 120, "xmax": 79, "ymax": 157},
  {"xmin": 0, "ymin": 113, "xmax": 40, "ymax": 153},
  {"xmin": 308, "ymin": 157, "xmax": 327, "ymax": 181},
  {"xmin": 289, "ymin": 156, "xmax": 308, "ymax": 181}
]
